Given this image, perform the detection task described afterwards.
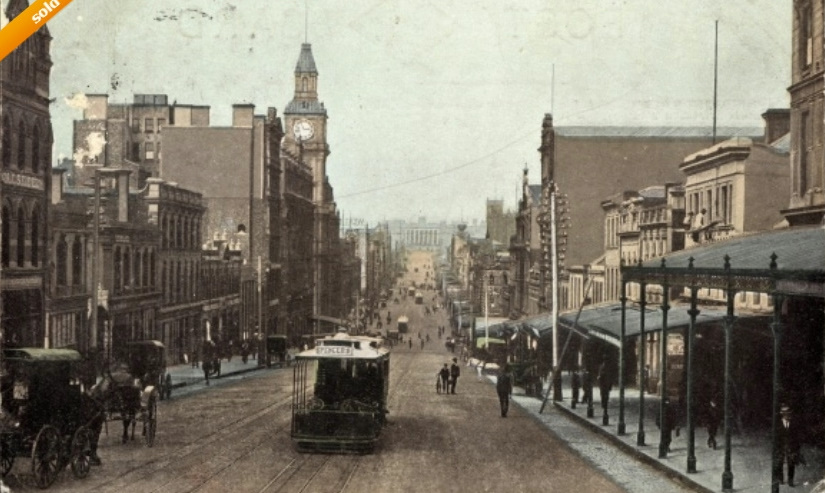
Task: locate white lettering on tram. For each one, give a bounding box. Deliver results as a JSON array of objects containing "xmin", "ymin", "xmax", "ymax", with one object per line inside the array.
[{"xmin": 316, "ymin": 345, "xmax": 353, "ymax": 356}]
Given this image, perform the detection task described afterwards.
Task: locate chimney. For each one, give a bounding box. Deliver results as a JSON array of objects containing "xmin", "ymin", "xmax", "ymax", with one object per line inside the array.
[
  {"xmin": 232, "ymin": 104, "xmax": 255, "ymax": 128},
  {"xmin": 109, "ymin": 169, "xmax": 131, "ymax": 222},
  {"xmin": 761, "ymin": 108, "xmax": 790, "ymax": 144},
  {"xmin": 50, "ymin": 167, "xmax": 67, "ymax": 204}
]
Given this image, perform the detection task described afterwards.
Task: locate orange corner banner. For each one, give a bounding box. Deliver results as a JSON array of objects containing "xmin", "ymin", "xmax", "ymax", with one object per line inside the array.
[{"xmin": 0, "ymin": 0, "xmax": 73, "ymax": 62}]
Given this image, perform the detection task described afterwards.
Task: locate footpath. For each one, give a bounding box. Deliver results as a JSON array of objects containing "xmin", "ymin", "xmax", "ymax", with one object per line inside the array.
[
  {"xmin": 164, "ymin": 350, "xmax": 298, "ymax": 391},
  {"xmin": 483, "ymin": 365, "xmax": 825, "ymax": 493}
]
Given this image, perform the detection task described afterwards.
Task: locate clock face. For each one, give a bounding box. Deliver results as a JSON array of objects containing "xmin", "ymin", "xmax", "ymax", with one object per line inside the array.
[{"xmin": 293, "ymin": 120, "xmax": 315, "ymax": 141}]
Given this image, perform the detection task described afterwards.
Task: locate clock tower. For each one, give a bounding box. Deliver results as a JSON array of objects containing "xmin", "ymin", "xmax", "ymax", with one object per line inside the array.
[{"xmin": 284, "ymin": 43, "xmax": 329, "ymax": 204}]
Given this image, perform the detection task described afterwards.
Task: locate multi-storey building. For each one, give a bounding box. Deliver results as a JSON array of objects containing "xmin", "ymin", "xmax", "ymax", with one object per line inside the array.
[
  {"xmin": 277, "ymin": 148, "xmax": 314, "ymax": 342},
  {"xmin": 0, "ymin": 0, "xmax": 52, "ymax": 347},
  {"xmin": 509, "ymin": 168, "xmax": 544, "ymax": 318},
  {"xmin": 281, "ymin": 43, "xmax": 343, "ymax": 329},
  {"xmin": 47, "ymin": 168, "xmax": 89, "ymax": 351},
  {"xmin": 785, "ymin": 0, "xmax": 825, "ymax": 225},
  {"xmin": 144, "ymin": 178, "xmax": 206, "ymax": 363}
]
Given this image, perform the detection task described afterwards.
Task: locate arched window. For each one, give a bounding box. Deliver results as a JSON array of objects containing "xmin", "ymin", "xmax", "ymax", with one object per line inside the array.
[
  {"xmin": 30, "ymin": 207, "xmax": 39, "ymax": 267},
  {"xmin": 162, "ymin": 261, "xmax": 168, "ymax": 303},
  {"xmin": 2, "ymin": 117, "xmax": 11, "ymax": 168},
  {"xmin": 56, "ymin": 235, "xmax": 68, "ymax": 286},
  {"xmin": 114, "ymin": 247, "xmax": 122, "ymax": 293},
  {"xmin": 141, "ymin": 250, "xmax": 148, "ymax": 287},
  {"xmin": 134, "ymin": 248, "xmax": 141, "ymax": 287},
  {"xmin": 123, "ymin": 249, "xmax": 131, "ymax": 288},
  {"xmin": 17, "ymin": 121, "xmax": 26, "ymax": 170},
  {"xmin": 149, "ymin": 251, "xmax": 156, "ymax": 288},
  {"xmin": 31, "ymin": 124, "xmax": 40, "ymax": 174},
  {"xmin": 161, "ymin": 215, "xmax": 168, "ymax": 249},
  {"xmin": 72, "ymin": 236, "xmax": 83, "ymax": 285},
  {"xmin": 302, "ymin": 77, "xmax": 308, "ymax": 91},
  {"xmin": 1, "ymin": 206, "xmax": 9, "ymax": 267},
  {"xmin": 17, "ymin": 206, "xmax": 26, "ymax": 267}
]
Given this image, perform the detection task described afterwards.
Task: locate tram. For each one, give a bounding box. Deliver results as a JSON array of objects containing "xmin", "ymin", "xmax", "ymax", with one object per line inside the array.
[{"xmin": 291, "ymin": 330, "xmax": 390, "ymax": 453}]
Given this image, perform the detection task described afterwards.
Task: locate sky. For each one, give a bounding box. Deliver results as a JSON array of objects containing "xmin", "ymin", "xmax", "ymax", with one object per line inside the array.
[{"xmin": 43, "ymin": 0, "xmax": 791, "ymax": 224}]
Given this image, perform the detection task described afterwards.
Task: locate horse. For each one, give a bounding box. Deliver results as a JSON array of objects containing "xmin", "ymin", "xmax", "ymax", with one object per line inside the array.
[{"xmin": 93, "ymin": 365, "xmax": 142, "ymax": 444}]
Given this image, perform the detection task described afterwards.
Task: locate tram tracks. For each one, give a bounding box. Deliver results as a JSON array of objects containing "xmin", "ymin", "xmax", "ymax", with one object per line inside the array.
[{"xmin": 83, "ymin": 389, "xmax": 295, "ymax": 493}]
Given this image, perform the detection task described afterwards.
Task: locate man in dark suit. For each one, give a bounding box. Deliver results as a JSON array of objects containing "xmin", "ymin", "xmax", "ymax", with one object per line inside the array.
[{"xmin": 775, "ymin": 404, "xmax": 801, "ymax": 487}]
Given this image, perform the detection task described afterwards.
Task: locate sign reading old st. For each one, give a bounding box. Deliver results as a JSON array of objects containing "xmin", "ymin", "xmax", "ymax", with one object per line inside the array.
[{"xmin": 1, "ymin": 171, "xmax": 45, "ymax": 190}]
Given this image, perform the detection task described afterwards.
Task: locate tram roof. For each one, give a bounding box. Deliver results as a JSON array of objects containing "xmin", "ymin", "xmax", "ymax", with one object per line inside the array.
[{"xmin": 296, "ymin": 332, "xmax": 390, "ymax": 360}]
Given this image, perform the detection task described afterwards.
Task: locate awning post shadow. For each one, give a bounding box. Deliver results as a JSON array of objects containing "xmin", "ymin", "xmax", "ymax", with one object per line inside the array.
[
  {"xmin": 686, "ymin": 264, "xmax": 699, "ymax": 474},
  {"xmin": 637, "ymin": 276, "xmax": 648, "ymax": 447},
  {"xmin": 617, "ymin": 279, "xmax": 627, "ymax": 436},
  {"xmin": 722, "ymin": 255, "xmax": 737, "ymax": 492},
  {"xmin": 658, "ymin": 259, "xmax": 671, "ymax": 459}
]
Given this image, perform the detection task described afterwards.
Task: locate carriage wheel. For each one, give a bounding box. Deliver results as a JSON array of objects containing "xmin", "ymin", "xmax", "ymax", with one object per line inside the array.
[
  {"xmin": 1, "ymin": 437, "xmax": 14, "ymax": 477},
  {"xmin": 144, "ymin": 395, "xmax": 158, "ymax": 447},
  {"xmin": 31, "ymin": 425, "xmax": 60, "ymax": 489},
  {"xmin": 69, "ymin": 426, "xmax": 92, "ymax": 479}
]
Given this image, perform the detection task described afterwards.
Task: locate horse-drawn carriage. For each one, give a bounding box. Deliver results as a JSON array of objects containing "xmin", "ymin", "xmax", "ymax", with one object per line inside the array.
[
  {"xmin": 1, "ymin": 348, "xmax": 97, "ymax": 489},
  {"xmin": 96, "ymin": 341, "xmax": 164, "ymax": 447}
]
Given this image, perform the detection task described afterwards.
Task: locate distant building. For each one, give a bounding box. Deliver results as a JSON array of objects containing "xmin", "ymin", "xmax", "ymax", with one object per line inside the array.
[
  {"xmin": 486, "ymin": 199, "xmax": 515, "ymax": 246},
  {"xmin": 538, "ymin": 114, "xmax": 762, "ymax": 269}
]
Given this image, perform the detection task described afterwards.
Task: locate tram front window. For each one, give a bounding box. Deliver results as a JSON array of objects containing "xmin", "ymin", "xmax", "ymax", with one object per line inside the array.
[{"xmin": 312, "ymin": 359, "xmax": 382, "ymax": 409}]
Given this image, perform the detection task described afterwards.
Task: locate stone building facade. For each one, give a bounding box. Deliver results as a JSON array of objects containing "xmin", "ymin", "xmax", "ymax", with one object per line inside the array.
[
  {"xmin": 785, "ymin": 0, "xmax": 825, "ymax": 225},
  {"xmin": 0, "ymin": 0, "xmax": 53, "ymax": 347}
]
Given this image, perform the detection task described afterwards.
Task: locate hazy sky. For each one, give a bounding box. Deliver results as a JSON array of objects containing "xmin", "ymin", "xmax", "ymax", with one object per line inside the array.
[{"xmin": 46, "ymin": 0, "xmax": 791, "ymax": 223}]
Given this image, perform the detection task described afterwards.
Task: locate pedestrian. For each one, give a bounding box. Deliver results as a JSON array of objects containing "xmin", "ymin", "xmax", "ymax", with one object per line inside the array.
[
  {"xmin": 705, "ymin": 397, "xmax": 720, "ymax": 450},
  {"xmin": 775, "ymin": 403, "xmax": 802, "ymax": 487},
  {"xmin": 496, "ymin": 364, "xmax": 514, "ymax": 417},
  {"xmin": 83, "ymin": 373, "xmax": 106, "ymax": 466},
  {"xmin": 571, "ymin": 367, "xmax": 581, "ymax": 406},
  {"xmin": 408, "ymin": 339, "xmax": 412, "ymax": 349},
  {"xmin": 656, "ymin": 397, "xmax": 677, "ymax": 453},
  {"xmin": 420, "ymin": 339, "xmax": 425, "ymax": 350},
  {"xmin": 449, "ymin": 357, "xmax": 461, "ymax": 394},
  {"xmin": 598, "ymin": 362, "xmax": 613, "ymax": 411},
  {"xmin": 581, "ymin": 368, "xmax": 593, "ymax": 406},
  {"xmin": 438, "ymin": 364, "xmax": 450, "ymax": 394},
  {"xmin": 643, "ymin": 365, "xmax": 651, "ymax": 393}
]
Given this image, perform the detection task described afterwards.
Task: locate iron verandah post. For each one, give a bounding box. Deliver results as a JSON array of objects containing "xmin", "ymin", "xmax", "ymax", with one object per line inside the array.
[{"xmin": 617, "ymin": 278, "xmax": 627, "ymax": 435}]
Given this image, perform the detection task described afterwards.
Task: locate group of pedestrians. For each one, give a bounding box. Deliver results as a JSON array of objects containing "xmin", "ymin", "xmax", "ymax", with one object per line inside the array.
[{"xmin": 436, "ymin": 357, "xmax": 461, "ymax": 394}]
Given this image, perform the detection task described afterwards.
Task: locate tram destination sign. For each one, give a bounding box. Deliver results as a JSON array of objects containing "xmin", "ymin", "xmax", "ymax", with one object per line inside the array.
[{"xmin": 316, "ymin": 345, "xmax": 353, "ymax": 356}]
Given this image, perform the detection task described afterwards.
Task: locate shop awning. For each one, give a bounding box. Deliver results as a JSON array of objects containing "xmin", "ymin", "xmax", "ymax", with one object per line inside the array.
[
  {"xmin": 623, "ymin": 226, "xmax": 825, "ymax": 297},
  {"xmin": 476, "ymin": 337, "xmax": 506, "ymax": 348},
  {"xmin": 558, "ymin": 302, "xmax": 770, "ymax": 347},
  {"xmin": 311, "ymin": 315, "xmax": 349, "ymax": 327}
]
